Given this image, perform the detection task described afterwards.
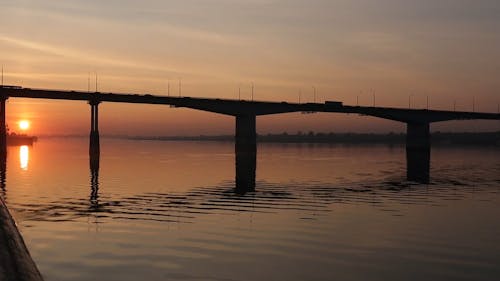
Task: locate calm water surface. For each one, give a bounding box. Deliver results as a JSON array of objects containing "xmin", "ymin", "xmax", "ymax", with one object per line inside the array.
[{"xmin": 2, "ymin": 138, "xmax": 500, "ymax": 281}]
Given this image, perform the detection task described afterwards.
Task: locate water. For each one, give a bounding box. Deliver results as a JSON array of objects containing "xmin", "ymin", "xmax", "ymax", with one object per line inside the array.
[{"xmin": 2, "ymin": 138, "xmax": 500, "ymax": 281}]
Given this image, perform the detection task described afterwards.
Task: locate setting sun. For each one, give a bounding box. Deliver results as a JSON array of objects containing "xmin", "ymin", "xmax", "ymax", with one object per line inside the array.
[{"xmin": 19, "ymin": 120, "xmax": 30, "ymax": 131}]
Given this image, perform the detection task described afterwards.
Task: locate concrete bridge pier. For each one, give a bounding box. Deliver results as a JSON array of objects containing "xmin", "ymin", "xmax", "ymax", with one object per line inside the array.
[
  {"xmin": 406, "ymin": 122, "xmax": 430, "ymax": 183},
  {"xmin": 235, "ymin": 115, "xmax": 256, "ymax": 193},
  {"xmin": 89, "ymin": 100, "xmax": 100, "ymax": 208},
  {"xmin": 0, "ymin": 96, "xmax": 7, "ymax": 155},
  {"xmin": 89, "ymin": 101, "xmax": 100, "ymax": 157}
]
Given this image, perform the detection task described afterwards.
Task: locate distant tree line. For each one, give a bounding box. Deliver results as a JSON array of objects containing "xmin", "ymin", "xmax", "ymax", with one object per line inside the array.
[
  {"xmin": 127, "ymin": 131, "xmax": 500, "ymax": 146},
  {"xmin": 258, "ymin": 131, "xmax": 405, "ymax": 144}
]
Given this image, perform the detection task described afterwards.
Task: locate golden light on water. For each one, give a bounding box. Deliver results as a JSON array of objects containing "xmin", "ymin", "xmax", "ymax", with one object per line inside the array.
[
  {"xmin": 19, "ymin": 120, "xmax": 30, "ymax": 131},
  {"xmin": 20, "ymin": 145, "xmax": 29, "ymax": 170}
]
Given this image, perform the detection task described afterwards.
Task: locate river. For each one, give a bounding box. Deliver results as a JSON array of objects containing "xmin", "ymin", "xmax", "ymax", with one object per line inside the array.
[{"xmin": 2, "ymin": 138, "xmax": 499, "ymax": 281}]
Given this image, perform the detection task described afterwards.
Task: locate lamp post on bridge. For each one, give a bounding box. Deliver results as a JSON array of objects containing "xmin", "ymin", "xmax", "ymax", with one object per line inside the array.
[
  {"xmin": 356, "ymin": 90, "xmax": 362, "ymax": 106},
  {"xmin": 178, "ymin": 79, "xmax": 182, "ymax": 97},
  {"xmin": 251, "ymin": 82, "xmax": 254, "ymax": 101}
]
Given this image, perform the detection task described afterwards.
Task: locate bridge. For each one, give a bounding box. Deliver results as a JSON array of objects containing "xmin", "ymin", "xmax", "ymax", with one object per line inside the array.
[{"xmin": 1, "ymin": 86, "xmax": 499, "ymax": 188}]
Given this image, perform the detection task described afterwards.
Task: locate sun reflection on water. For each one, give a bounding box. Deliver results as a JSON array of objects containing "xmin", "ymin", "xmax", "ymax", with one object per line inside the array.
[{"xmin": 20, "ymin": 145, "xmax": 29, "ymax": 170}]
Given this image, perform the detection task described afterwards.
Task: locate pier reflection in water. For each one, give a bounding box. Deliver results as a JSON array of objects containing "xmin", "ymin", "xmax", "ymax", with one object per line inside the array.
[
  {"xmin": 406, "ymin": 146, "xmax": 430, "ymax": 184},
  {"xmin": 89, "ymin": 153, "xmax": 99, "ymax": 210},
  {"xmin": 0, "ymin": 151, "xmax": 5, "ymax": 193},
  {"xmin": 235, "ymin": 148, "xmax": 256, "ymax": 194},
  {"xmin": 1, "ymin": 139, "xmax": 499, "ymax": 281}
]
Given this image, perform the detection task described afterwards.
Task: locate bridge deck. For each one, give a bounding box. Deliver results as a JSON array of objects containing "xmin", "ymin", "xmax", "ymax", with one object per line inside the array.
[{"xmin": 1, "ymin": 86, "xmax": 499, "ymax": 122}]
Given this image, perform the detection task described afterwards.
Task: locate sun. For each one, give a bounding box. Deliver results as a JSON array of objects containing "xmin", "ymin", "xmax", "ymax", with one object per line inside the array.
[{"xmin": 19, "ymin": 120, "xmax": 30, "ymax": 131}]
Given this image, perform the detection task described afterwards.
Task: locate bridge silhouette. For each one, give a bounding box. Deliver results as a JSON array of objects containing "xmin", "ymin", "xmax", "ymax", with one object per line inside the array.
[{"xmin": 1, "ymin": 86, "xmax": 499, "ymax": 189}]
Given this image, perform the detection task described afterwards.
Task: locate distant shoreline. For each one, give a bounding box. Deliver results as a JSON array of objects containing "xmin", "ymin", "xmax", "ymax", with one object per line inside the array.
[{"xmin": 39, "ymin": 131, "xmax": 500, "ymax": 146}]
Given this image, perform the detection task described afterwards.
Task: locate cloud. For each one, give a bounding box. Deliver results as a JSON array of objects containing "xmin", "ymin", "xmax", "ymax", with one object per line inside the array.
[{"xmin": 0, "ymin": 34, "xmax": 183, "ymax": 74}]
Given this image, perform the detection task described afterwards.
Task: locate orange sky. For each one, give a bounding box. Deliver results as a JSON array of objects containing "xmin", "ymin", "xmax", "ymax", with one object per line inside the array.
[{"xmin": 1, "ymin": 1, "xmax": 499, "ymax": 135}]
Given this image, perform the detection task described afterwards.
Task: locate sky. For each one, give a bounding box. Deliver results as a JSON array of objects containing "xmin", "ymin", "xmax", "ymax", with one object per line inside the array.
[{"xmin": 1, "ymin": 0, "xmax": 499, "ymax": 136}]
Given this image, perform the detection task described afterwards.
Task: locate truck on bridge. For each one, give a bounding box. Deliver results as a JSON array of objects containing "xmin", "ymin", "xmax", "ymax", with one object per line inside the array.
[{"xmin": 325, "ymin": 100, "xmax": 343, "ymax": 107}]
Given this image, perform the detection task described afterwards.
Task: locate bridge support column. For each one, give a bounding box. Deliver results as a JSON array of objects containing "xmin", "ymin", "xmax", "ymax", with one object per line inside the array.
[
  {"xmin": 406, "ymin": 122, "xmax": 430, "ymax": 183},
  {"xmin": 0, "ymin": 96, "xmax": 7, "ymax": 155},
  {"xmin": 89, "ymin": 100, "xmax": 100, "ymax": 208},
  {"xmin": 235, "ymin": 115, "xmax": 256, "ymax": 193},
  {"xmin": 89, "ymin": 101, "xmax": 100, "ymax": 157}
]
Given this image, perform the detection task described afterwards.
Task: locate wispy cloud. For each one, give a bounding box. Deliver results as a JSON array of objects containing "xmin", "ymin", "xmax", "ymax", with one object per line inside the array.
[{"xmin": 0, "ymin": 34, "xmax": 184, "ymax": 75}]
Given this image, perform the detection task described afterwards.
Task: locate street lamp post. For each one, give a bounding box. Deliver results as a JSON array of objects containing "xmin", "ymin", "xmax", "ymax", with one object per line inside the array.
[{"xmin": 251, "ymin": 82, "xmax": 254, "ymax": 101}]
